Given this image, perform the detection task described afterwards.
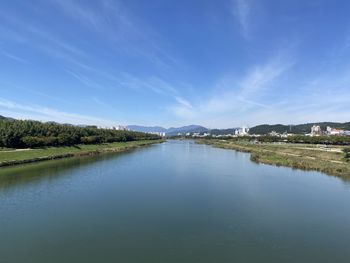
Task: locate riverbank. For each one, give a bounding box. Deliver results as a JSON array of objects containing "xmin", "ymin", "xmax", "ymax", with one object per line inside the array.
[
  {"xmin": 0, "ymin": 139, "xmax": 164, "ymax": 167},
  {"xmin": 198, "ymin": 139, "xmax": 350, "ymax": 178}
]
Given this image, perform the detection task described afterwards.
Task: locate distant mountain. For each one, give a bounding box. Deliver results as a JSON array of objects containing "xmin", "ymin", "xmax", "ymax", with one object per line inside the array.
[
  {"xmin": 0, "ymin": 115, "xmax": 14, "ymax": 121},
  {"xmin": 166, "ymin": 125, "xmax": 208, "ymax": 135},
  {"xmin": 127, "ymin": 125, "xmax": 167, "ymax": 133},
  {"xmin": 127, "ymin": 125, "xmax": 208, "ymax": 135},
  {"xmin": 249, "ymin": 122, "xmax": 350, "ymax": 135}
]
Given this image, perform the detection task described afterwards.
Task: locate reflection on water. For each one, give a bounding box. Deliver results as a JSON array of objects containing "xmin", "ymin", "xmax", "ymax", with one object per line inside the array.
[
  {"xmin": 0, "ymin": 158, "xmax": 86, "ymax": 190},
  {"xmin": 0, "ymin": 149, "xmax": 140, "ymax": 190}
]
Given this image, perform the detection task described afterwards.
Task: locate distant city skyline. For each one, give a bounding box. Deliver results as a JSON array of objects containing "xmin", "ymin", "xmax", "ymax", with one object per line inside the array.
[{"xmin": 1, "ymin": 0, "xmax": 350, "ymax": 128}]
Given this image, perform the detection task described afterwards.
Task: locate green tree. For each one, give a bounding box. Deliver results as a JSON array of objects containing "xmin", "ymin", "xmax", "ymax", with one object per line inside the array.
[{"xmin": 343, "ymin": 148, "xmax": 350, "ymax": 162}]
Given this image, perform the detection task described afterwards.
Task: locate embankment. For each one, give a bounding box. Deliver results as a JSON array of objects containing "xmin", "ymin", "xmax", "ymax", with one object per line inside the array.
[
  {"xmin": 0, "ymin": 140, "xmax": 164, "ymax": 167},
  {"xmin": 198, "ymin": 139, "xmax": 350, "ymax": 178}
]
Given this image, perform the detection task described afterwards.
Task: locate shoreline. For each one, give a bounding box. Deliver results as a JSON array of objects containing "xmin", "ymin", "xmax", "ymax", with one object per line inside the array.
[
  {"xmin": 197, "ymin": 139, "xmax": 350, "ymax": 178},
  {"xmin": 0, "ymin": 140, "xmax": 164, "ymax": 168}
]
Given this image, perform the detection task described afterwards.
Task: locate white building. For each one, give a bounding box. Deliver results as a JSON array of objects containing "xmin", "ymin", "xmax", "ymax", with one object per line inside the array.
[
  {"xmin": 269, "ymin": 131, "xmax": 279, "ymax": 136},
  {"xmin": 326, "ymin": 126, "xmax": 344, "ymax": 136},
  {"xmin": 235, "ymin": 126, "xmax": 249, "ymax": 136},
  {"xmin": 115, "ymin": 125, "xmax": 128, "ymax": 131},
  {"xmin": 147, "ymin": 132, "xmax": 166, "ymax": 137},
  {"xmin": 310, "ymin": 125, "xmax": 322, "ymax": 136},
  {"xmin": 97, "ymin": 125, "xmax": 128, "ymax": 131}
]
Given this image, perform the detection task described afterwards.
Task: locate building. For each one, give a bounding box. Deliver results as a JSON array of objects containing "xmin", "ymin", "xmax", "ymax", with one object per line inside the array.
[
  {"xmin": 115, "ymin": 125, "xmax": 129, "ymax": 131},
  {"xmin": 326, "ymin": 126, "xmax": 344, "ymax": 136},
  {"xmin": 235, "ymin": 126, "xmax": 249, "ymax": 136},
  {"xmin": 280, "ymin": 132, "xmax": 293, "ymax": 138},
  {"xmin": 269, "ymin": 131, "xmax": 279, "ymax": 136},
  {"xmin": 97, "ymin": 125, "xmax": 128, "ymax": 131},
  {"xmin": 147, "ymin": 132, "xmax": 166, "ymax": 137},
  {"xmin": 310, "ymin": 125, "xmax": 322, "ymax": 136}
]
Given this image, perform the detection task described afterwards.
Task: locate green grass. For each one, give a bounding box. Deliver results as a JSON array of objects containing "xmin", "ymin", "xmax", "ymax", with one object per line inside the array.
[
  {"xmin": 0, "ymin": 147, "xmax": 14, "ymax": 151},
  {"xmin": 0, "ymin": 140, "xmax": 163, "ymax": 165},
  {"xmin": 198, "ymin": 139, "xmax": 350, "ymax": 178}
]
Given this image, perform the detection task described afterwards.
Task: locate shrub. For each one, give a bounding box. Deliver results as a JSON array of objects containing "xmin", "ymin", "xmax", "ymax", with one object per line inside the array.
[
  {"xmin": 343, "ymin": 147, "xmax": 350, "ymax": 161},
  {"xmin": 80, "ymin": 136, "xmax": 102, "ymax": 144}
]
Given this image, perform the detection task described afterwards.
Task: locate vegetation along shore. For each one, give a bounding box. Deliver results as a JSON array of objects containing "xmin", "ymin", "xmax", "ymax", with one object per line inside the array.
[
  {"xmin": 0, "ymin": 140, "xmax": 163, "ymax": 167},
  {"xmin": 0, "ymin": 117, "xmax": 163, "ymax": 167},
  {"xmin": 198, "ymin": 139, "xmax": 350, "ymax": 178}
]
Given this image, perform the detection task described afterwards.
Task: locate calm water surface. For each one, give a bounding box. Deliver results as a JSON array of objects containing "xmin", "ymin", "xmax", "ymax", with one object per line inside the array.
[{"xmin": 1, "ymin": 140, "xmax": 350, "ymax": 263}]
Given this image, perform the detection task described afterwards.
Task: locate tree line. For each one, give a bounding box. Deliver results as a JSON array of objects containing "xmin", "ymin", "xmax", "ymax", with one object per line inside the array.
[
  {"xmin": 207, "ymin": 135, "xmax": 350, "ymax": 145},
  {"xmin": 0, "ymin": 119, "xmax": 160, "ymax": 148},
  {"xmin": 249, "ymin": 122, "xmax": 350, "ymax": 135}
]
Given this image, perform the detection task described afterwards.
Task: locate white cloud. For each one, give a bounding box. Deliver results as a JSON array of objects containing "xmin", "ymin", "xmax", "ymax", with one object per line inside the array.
[
  {"xmin": 163, "ymin": 49, "xmax": 347, "ymax": 128},
  {"xmin": 175, "ymin": 96, "xmax": 193, "ymax": 108},
  {"xmin": 169, "ymin": 55, "xmax": 293, "ymax": 126},
  {"xmin": 0, "ymin": 10, "xmax": 86, "ymax": 59},
  {"xmin": 118, "ymin": 74, "xmax": 182, "ymax": 98},
  {"xmin": 0, "ymin": 97, "xmax": 123, "ymax": 126},
  {"xmin": 50, "ymin": 0, "xmax": 177, "ymax": 68},
  {"xmin": 231, "ymin": 0, "xmax": 253, "ymax": 38},
  {"xmin": 238, "ymin": 59, "xmax": 292, "ymax": 98},
  {"xmin": 64, "ymin": 69, "xmax": 108, "ymax": 90}
]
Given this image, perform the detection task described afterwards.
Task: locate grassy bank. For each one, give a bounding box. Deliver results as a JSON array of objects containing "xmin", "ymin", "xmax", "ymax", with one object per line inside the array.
[
  {"xmin": 198, "ymin": 139, "xmax": 350, "ymax": 178},
  {"xmin": 0, "ymin": 139, "xmax": 164, "ymax": 167}
]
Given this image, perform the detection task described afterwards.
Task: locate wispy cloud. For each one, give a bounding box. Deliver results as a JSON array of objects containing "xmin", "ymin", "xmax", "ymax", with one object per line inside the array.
[
  {"xmin": 169, "ymin": 54, "xmax": 295, "ymax": 127},
  {"xmin": 169, "ymin": 54, "xmax": 350, "ymax": 128},
  {"xmin": 238, "ymin": 58, "xmax": 293, "ymax": 98},
  {"xmin": 0, "ymin": 82, "xmax": 73, "ymax": 106},
  {"xmin": 175, "ymin": 96, "xmax": 193, "ymax": 109},
  {"xmin": 63, "ymin": 68, "xmax": 108, "ymax": 91},
  {"xmin": 50, "ymin": 0, "xmax": 111, "ymax": 33},
  {"xmin": 1, "ymin": 51, "xmax": 28, "ymax": 64},
  {"xmin": 0, "ymin": 9, "xmax": 89, "ymax": 72},
  {"xmin": 50, "ymin": 0, "xmax": 177, "ymax": 68},
  {"xmin": 0, "ymin": 0, "xmax": 182, "ymax": 100},
  {"xmin": 117, "ymin": 74, "xmax": 179, "ymax": 97},
  {"xmin": 231, "ymin": 0, "xmax": 253, "ymax": 38},
  {"xmin": 0, "ymin": 97, "xmax": 122, "ymax": 126},
  {"xmin": 63, "ymin": 66, "xmax": 190, "ymax": 112},
  {"xmin": 0, "ymin": 24, "xmax": 27, "ymax": 43},
  {"xmin": 2, "ymin": 1, "xmax": 348, "ymax": 129}
]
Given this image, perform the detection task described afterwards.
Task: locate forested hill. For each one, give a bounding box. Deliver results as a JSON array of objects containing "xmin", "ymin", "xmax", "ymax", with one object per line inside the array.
[
  {"xmin": 249, "ymin": 122, "xmax": 350, "ymax": 135},
  {"xmin": 0, "ymin": 117, "xmax": 160, "ymax": 148},
  {"xmin": 209, "ymin": 128, "xmax": 238, "ymax": 135}
]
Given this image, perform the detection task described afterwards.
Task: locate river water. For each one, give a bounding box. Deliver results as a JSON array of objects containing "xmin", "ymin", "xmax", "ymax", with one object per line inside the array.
[{"xmin": 0, "ymin": 140, "xmax": 350, "ymax": 262}]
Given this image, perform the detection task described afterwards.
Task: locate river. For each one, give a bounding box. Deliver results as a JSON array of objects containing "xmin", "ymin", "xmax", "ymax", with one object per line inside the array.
[{"xmin": 1, "ymin": 140, "xmax": 350, "ymax": 262}]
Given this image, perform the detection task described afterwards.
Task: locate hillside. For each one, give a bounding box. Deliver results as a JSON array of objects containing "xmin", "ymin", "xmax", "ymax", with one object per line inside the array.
[
  {"xmin": 249, "ymin": 122, "xmax": 350, "ymax": 135},
  {"xmin": 209, "ymin": 128, "xmax": 238, "ymax": 135},
  {"xmin": 127, "ymin": 125, "xmax": 167, "ymax": 133},
  {"xmin": 166, "ymin": 125, "xmax": 208, "ymax": 135},
  {"xmin": 127, "ymin": 125, "xmax": 208, "ymax": 135}
]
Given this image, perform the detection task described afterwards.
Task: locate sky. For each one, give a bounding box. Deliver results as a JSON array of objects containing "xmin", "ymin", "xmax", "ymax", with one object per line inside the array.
[{"xmin": 1, "ymin": 0, "xmax": 350, "ymax": 128}]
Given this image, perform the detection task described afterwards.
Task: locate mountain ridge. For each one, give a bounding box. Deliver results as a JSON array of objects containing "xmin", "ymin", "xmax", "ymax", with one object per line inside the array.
[{"xmin": 127, "ymin": 125, "xmax": 208, "ymax": 135}]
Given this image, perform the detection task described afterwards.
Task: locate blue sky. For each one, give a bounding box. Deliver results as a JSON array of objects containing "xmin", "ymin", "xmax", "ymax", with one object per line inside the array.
[{"xmin": 1, "ymin": 0, "xmax": 350, "ymax": 128}]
